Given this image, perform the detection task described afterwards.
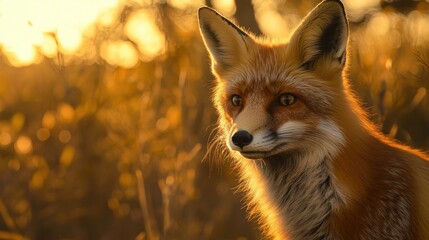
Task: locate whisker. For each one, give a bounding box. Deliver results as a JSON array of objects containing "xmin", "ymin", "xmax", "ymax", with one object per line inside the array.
[{"xmin": 262, "ymin": 132, "xmax": 277, "ymax": 141}]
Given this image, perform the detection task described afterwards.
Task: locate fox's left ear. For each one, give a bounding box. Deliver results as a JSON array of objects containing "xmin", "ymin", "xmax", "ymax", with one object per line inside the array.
[
  {"xmin": 289, "ymin": 0, "xmax": 348, "ymax": 69},
  {"xmin": 198, "ymin": 7, "xmax": 252, "ymax": 73}
]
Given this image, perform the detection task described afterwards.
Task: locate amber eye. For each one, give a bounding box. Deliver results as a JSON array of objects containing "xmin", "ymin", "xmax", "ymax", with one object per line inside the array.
[
  {"xmin": 279, "ymin": 93, "xmax": 297, "ymax": 106},
  {"xmin": 231, "ymin": 95, "xmax": 242, "ymax": 106}
]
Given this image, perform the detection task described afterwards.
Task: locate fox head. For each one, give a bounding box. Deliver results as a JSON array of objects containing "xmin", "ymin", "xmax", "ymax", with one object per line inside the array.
[{"xmin": 199, "ymin": 0, "xmax": 350, "ymax": 162}]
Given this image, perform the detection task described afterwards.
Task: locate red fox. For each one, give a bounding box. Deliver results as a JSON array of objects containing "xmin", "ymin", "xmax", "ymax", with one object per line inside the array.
[{"xmin": 198, "ymin": 0, "xmax": 429, "ymax": 239}]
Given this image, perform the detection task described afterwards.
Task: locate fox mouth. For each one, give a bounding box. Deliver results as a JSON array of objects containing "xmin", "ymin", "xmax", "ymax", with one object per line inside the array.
[
  {"xmin": 238, "ymin": 143, "xmax": 288, "ymax": 159},
  {"xmin": 240, "ymin": 151, "xmax": 267, "ymax": 159}
]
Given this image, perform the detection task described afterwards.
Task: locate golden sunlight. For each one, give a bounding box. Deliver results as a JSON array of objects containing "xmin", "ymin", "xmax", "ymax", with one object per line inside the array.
[
  {"xmin": 256, "ymin": 9, "xmax": 290, "ymax": 38},
  {"xmin": 124, "ymin": 9, "xmax": 166, "ymax": 62},
  {"xmin": 14, "ymin": 135, "xmax": 33, "ymax": 155},
  {"xmin": 1, "ymin": 1, "xmax": 429, "ymax": 239},
  {"xmin": 252, "ymin": 0, "xmax": 300, "ymax": 38},
  {"xmin": 211, "ymin": 0, "xmax": 236, "ymax": 17},
  {"xmin": 166, "ymin": 0, "xmax": 203, "ymax": 10},
  {"xmin": 100, "ymin": 40, "xmax": 139, "ymax": 68},
  {"xmin": 0, "ymin": 0, "xmax": 119, "ymax": 66},
  {"xmin": 342, "ymin": 0, "xmax": 380, "ymax": 21}
]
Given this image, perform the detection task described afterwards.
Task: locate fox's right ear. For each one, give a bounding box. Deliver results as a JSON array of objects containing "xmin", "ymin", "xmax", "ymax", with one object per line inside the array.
[
  {"xmin": 198, "ymin": 7, "xmax": 251, "ymax": 73},
  {"xmin": 288, "ymin": 0, "xmax": 348, "ymax": 70}
]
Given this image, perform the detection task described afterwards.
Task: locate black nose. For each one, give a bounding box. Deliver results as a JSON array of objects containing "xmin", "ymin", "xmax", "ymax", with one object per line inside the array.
[{"xmin": 232, "ymin": 130, "xmax": 253, "ymax": 148}]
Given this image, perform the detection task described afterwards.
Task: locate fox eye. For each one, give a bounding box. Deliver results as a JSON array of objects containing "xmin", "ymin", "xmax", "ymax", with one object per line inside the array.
[
  {"xmin": 231, "ymin": 95, "xmax": 242, "ymax": 106},
  {"xmin": 279, "ymin": 93, "xmax": 297, "ymax": 106}
]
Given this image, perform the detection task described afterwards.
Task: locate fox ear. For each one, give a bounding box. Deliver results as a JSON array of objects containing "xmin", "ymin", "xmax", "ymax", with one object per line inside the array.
[
  {"xmin": 198, "ymin": 7, "xmax": 251, "ymax": 72},
  {"xmin": 289, "ymin": 0, "xmax": 348, "ymax": 69}
]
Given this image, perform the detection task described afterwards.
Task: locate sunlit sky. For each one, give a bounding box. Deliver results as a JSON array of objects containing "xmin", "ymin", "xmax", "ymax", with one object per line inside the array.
[
  {"xmin": 0, "ymin": 0, "xmax": 427, "ymax": 68},
  {"xmin": 0, "ymin": 0, "xmax": 121, "ymax": 66}
]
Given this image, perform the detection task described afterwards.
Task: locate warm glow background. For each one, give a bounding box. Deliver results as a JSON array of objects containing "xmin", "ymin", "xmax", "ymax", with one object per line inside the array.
[{"xmin": 0, "ymin": 0, "xmax": 428, "ymax": 239}]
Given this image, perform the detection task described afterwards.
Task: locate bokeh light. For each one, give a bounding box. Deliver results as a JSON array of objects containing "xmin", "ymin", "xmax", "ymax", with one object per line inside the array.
[
  {"xmin": 100, "ymin": 40, "xmax": 139, "ymax": 68},
  {"xmin": 14, "ymin": 135, "xmax": 33, "ymax": 155},
  {"xmin": 124, "ymin": 9, "xmax": 166, "ymax": 62},
  {"xmin": 36, "ymin": 128, "xmax": 51, "ymax": 141},
  {"xmin": 167, "ymin": 0, "xmax": 203, "ymax": 10},
  {"xmin": 42, "ymin": 111, "xmax": 56, "ymax": 129},
  {"xmin": 60, "ymin": 145, "xmax": 75, "ymax": 168},
  {"xmin": 342, "ymin": 0, "xmax": 380, "ymax": 21},
  {"xmin": 211, "ymin": 0, "xmax": 236, "ymax": 17},
  {"xmin": 0, "ymin": 1, "xmax": 428, "ymax": 240},
  {"xmin": 0, "ymin": 0, "xmax": 119, "ymax": 66},
  {"xmin": 0, "ymin": 131, "xmax": 12, "ymax": 147}
]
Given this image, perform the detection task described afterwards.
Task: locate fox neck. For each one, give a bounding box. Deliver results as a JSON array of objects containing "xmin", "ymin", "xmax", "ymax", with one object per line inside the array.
[{"xmin": 238, "ymin": 150, "xmax": 341, "ymax": 240}]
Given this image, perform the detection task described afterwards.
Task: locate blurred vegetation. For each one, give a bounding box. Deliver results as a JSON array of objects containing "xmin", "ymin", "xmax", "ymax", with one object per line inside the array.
[{"xmin": 0, "ymin": 0, "xmax": 428, "ymax": 239}]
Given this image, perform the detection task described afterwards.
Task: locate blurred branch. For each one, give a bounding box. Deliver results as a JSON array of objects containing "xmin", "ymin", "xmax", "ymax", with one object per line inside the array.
[
  {"xmin": 0, "ymin": 197, "xmax": 16, "ymax": 231},
  {"xmin": 234, "ymin": 0, "xmax": 261, "ymax": 35},
  {"xmin": 186, "ymin": 144, "xmax": 202, "ymax": 162},
  {"xmin": 136, "ymin": 170, "xmax": 160, "ymax": 240},
  {"xmin": 159, "ymin": 179, "xmax": 172, "ymax": 237},
  {"xmin": 205, "ymin": 0, "xmax": 261, "ymax": 35},
  {"xmin": 380, "ymin": 0, "xmax": 429, "ymax": 14},
  {"xmin": 205, "ymin": 0, "xmax": 212, "ymax": 8}
]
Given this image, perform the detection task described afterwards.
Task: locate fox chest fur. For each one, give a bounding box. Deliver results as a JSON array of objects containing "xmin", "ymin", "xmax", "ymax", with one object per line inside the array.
[{"xmin": 198, "ymin": 0, "xmax": 429, "ymax": 239}]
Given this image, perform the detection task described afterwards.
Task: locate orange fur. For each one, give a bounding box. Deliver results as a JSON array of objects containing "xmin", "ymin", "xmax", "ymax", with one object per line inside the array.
[{"xmin": 199, "ymin": 1, "xmax": 429, "ymax": 239}]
